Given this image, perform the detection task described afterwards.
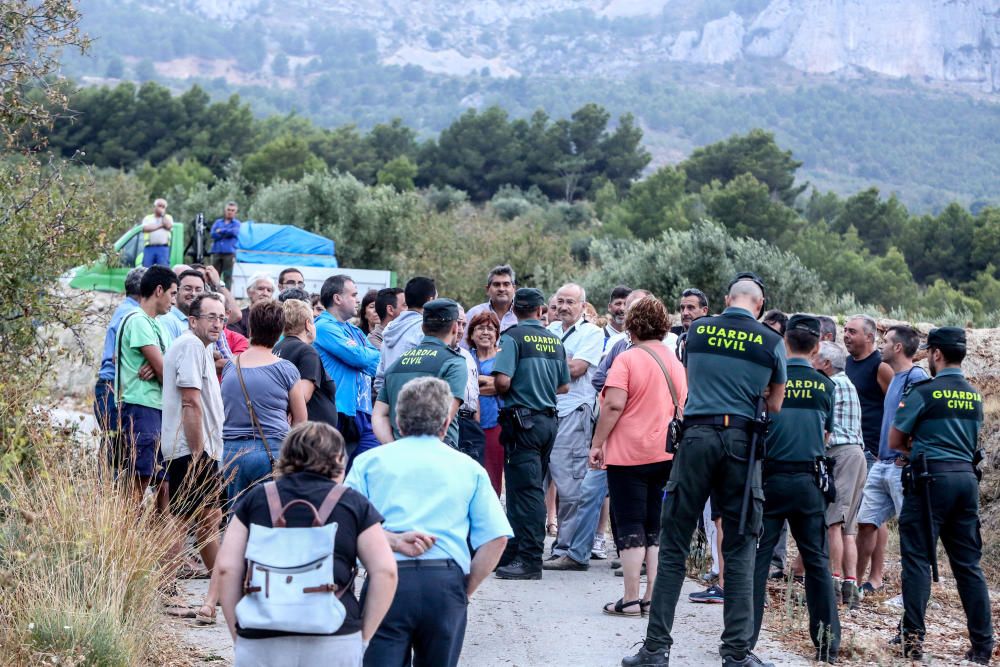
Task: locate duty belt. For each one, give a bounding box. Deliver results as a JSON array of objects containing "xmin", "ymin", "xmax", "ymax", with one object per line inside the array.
[
  {"xmin": 457, "ymin": 408, "xmax": 477, "ymax": 419},
  {"xmin": 500, "ymin": 407, "xmax": 557, "ymax": 417},
  {"xmin": 683, "ymin": 414, "xmax": 753, "ymax": 430},
  {"xmin": 925, "ymin": 460, "xmax": 975, "ymax": 474},
  {"xmin": 763, "ymin": 460, "xmax": 815, "ymax": 475}
]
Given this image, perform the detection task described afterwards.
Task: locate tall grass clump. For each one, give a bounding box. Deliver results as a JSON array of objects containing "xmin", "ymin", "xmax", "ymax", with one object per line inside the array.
[{"xmin": 0, "ymin": 452, "xmax": 182, "ymax": 665}]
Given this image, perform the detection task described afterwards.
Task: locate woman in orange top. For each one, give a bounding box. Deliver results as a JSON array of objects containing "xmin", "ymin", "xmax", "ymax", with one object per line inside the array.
[{"xmin": 589, "ymin": 296, "xmax": 688, "ymax": 617}]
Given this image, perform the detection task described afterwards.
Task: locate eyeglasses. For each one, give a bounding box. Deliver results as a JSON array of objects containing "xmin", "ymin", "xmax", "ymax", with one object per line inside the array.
[
  {"xmin": 193, "ymin": 315, "xmax": 227, "ymax": 324},
  {"xmin": 280, "ymin": 280, "xmax": 306, "ymax": 288}
]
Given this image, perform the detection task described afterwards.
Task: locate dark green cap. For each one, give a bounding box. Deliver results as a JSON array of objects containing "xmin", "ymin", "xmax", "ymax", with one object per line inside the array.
[
  {"xmin": 513, "ymin": 288, "xmax": 546, "ymax": 309},
  {"xmin": 921, "ymin": 326, "xmax": 966, "ymax": 351},
  {"xmin": 422, "ymin": 298, "xmax": 459, "ymax": 323},
  {"xmin": 787, "ymin": 314, "xmax": 821, "ymax": 337}
]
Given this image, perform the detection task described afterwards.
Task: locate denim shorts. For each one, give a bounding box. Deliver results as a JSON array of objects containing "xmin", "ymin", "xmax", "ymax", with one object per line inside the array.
[
  {"xmin": 116, "ymin": 403, "xmax": 162, "ymax": 478},
  {"xmin": 856, "ymin": 460, "xmax": 904, "ymax": 527}
]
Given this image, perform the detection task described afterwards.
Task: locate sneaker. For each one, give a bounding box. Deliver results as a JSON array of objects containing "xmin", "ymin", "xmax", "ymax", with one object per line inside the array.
[
  {"xmin": 700, "ymin": 571, "xmax": 719, "ymax": 585},
  {"xmin": 722, "ymin": 652, "xmax": 775, "ymax": 667},
  {"xmin": 688, "ymin": 584, "xmax": 724, "ymax": 603},
  {"xmin": 542, "ymin": 555, "xmax": 589, "ymax": 571},
  {"xmin": 832, "ymin": 579, "xmax": 843, "ymax": 606},
  {"xmin": 841, "ymin": 580, "xmax": 859, "ymax": 610},
  {"xmin": 495, "ymin": 560, "xmax": 542, "ymax": 580},
  {"xmin": 592, "ymin": 535, "xmax": 609, "ymax": 560},
  {"xmin": 622, "ymin": 642, "xmax": 670, "ymax": 666},
  {"xmin": 616, "ymin": 563, "xmax": 647, "ymax": 577},
  {"xmin": 767, "ymin": 568, "xmax": 785, "ymax": 581},
  {"xmin": 859, "ymin": 581, "xmax": 882, "ymax": 597}
]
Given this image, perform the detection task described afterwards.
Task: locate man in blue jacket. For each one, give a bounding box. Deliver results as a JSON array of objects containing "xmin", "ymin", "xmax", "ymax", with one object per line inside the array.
[
  {"xmin": 314, "ymin": 274, "xmax": 381, "ymax": 464},
  {"xmin": 209, "ymin": 201, "xmax": 240, "ymax": 289}
]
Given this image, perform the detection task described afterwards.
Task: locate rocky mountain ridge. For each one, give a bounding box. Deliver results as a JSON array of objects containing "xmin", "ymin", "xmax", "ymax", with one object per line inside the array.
[{"xmin": 155, "ymin": 0, "xmax": 1000, "ymax": 91}]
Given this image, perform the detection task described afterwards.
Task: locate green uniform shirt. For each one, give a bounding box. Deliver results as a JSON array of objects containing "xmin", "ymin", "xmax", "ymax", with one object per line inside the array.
[
  {"xmin": 493, "ymin": 319, "xmax": 570, "ymax": 411},
  {"xmin": 765, "ymin": 358, "xmax": 835, "ymax": 461},
  {"xmin": 376, "ymin": 336, "xmax": 467, "ymax": 447},
  {"xmin": 893, "ymin": 368, "xmax": 983, "ymax": 462},
  {"xmin": 683, "ymin": 307, "xmax": 787, "ymax": 420},
  {"xmin": 115, "ymin": 310, "xmax": 169, "ymax": 410}
]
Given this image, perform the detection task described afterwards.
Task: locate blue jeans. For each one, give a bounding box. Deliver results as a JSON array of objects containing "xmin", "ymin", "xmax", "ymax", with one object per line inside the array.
[
  {"xmin": 557, "ymin": 467, "xmax": 608, "ymax": 564},
  {"xmin": 347, "ymin": 411, "xmax": 381, "ymax": 471},
  {"xmin": 142, "ymin": 245, "xmax": 170, "ymax": 267},
  {"xmin": 222, "ymin": 437, "xmax": 277, "ymax": 507},
  {"xmin": 93, "ymin": 379, "xmax": 118, "ymax": 433}
]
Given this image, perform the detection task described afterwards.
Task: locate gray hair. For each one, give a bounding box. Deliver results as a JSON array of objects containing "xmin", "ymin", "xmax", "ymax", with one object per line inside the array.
[
  {"xmin": 124, "ymin": 267, "xmax": 147, "ymax": 298},
  {"xmin": 248, "ymin": 272, "xmax": 275, "ymax": 291},
  {"xmin": 396, "ymin": 377, "xmax": 452, "ymax": 438},
  {"xmin": 153, "ymin": 197, "xmax": 167, "ymax": 207},
  {"xmin": 818, "ymin": 315, "xmax": 837, "ymax": 342},
  {"xmin": 818, "ymin": 341, "xmax": 847, "ymax": 373},
  {"xmin": 847, "ymin": 314, "xmax": 877, "ymax": 340},
  {"xmin": 225, "ymin": 200, "xmax": 239, "ymax": 209},
  {"xmin": 487, "ymin": 264, "xmax": 515, "ymax": 286},
  {"xmin": 557, "ymin": 282, "xmax": 586, "ymax": 304}
]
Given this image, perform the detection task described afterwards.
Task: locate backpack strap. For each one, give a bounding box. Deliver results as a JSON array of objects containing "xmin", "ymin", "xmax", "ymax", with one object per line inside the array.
[
  {"xmin": 264, "ymin": 482, "xmax": 284, "ymax": 527},
  {"xmin": 316, "ymin": 484, "xmax": 348, "ymax": 525}
]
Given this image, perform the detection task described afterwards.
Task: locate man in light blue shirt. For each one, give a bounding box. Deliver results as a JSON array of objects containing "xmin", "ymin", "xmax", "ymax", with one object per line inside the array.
[
  {"xmin": 94, "ymin": 267, "xmax": 145, "ymax": 435},
  {"xmin": 347, "ymin": 376, "xmax": 511, "ymax": 667},
  {"xmin": 314, "ymin": 274, "xmax": 381, "ymax": 463}
]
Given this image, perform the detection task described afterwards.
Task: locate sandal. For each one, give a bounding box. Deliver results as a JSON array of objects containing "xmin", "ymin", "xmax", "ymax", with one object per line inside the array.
[
  {"xmin": 603, "ymin": 598, "xmax": 642, "ymax": 617},
  {"xmin": 546, "ymin": 521, "xmax": 558, "ymax": 537},
  {"xmin": 190, "ymin": 605, "xmax": 217, "ymax": 626},
  {"xmin": 640, "ymin": 600, "xmax": 651, "ymax": 617}
]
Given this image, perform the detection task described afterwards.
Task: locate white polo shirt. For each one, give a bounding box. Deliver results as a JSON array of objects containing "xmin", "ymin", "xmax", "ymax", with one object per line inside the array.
[{"xmin": 548, "ymin": 318, "xmax": 604, "ymax": 417}]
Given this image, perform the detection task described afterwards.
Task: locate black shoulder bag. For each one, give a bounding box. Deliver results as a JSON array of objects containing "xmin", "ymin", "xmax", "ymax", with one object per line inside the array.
[{"xmin": 636, "ymin": 344, "xmax": 683, "ymax": 454}]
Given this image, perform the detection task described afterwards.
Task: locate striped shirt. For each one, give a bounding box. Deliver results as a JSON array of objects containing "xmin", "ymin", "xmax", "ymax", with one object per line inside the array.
[{"xmin": 828, "ymin": 371, "xmax": 864, "ymax": 448}]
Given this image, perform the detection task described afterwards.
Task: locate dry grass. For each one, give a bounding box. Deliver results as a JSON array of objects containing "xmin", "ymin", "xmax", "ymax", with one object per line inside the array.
[{"xmin": 0, "ymin": 451, "xmax": 184, "ymax": 666}]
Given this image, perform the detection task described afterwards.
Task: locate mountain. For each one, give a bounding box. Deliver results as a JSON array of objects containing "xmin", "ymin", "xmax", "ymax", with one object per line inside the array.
[{"xmin": 66, "ymin": 0, "xmax": 1000, "ymax": 210}]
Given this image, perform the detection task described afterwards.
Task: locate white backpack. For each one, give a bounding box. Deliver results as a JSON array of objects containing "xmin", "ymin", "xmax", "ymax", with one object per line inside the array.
[{"xmin": 235, "ymin": 482, "xmax": 352, "ymax": 634}]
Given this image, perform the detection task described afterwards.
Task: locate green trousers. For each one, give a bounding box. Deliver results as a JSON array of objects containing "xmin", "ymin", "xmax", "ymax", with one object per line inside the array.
[
  {"xmin": 899, "ymin": 469, "xmax": 993, "ymax": 652},
  {"xmin": 644, "ymin": 425, "xmax": 763, "ymax": 660},
  {"xmin": 499, "ymin": 411, "xmax": 558, "ymax": 570},
  {"xmin": 751, "ymin": 471, "xmax": 839, "ymax": 661}
]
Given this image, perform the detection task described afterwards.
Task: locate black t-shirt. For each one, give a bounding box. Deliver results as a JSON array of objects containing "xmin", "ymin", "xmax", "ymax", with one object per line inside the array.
[
  {"xmin": 233, "ymin": 472, "xmax": 383, "ymax": 638},
  {"xmin": 274, "ymin": 335, "xmax": 339, "ymax": 426}
]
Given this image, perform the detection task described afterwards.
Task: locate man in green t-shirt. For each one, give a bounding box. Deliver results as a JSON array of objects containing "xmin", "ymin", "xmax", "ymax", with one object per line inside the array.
[
  {"xmin": 114, "ymin": 265, "xmax": 178, "ymax": 500},
  {"xmin": 372, "ymin": 299, "xmax": 468, "ymax": 449}
]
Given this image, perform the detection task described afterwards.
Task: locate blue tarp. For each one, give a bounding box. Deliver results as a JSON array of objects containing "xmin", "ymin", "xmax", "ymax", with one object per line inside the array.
[{"xmin": 236, "ymin": 221, "xmax": 338, "ymax": 268}]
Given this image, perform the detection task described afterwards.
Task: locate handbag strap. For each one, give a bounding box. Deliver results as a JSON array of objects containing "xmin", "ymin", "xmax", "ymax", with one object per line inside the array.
[
  {"xmin": 235, "ymin": 354, "xmax": 275, "ymax": 467},
  {"xmin": 636, "ymin": 344, "xmax": 681, "ymax": 415}
]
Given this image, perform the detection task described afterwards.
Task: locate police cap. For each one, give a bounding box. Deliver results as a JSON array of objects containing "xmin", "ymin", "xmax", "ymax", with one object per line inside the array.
[
  {"xmin": 787, "ymin": 314, "xmax": 821, "ymax": 337},
  {"xmin": 513, "ymin": 288, "xmax": 546, "ymax": 309},
  {"xmin": 422, "ymin": 298, "xmax": 459, "ymax": 323},
  {"xmin": 920, "ymin": 326, "xmax": 966, "ymax": 351}
]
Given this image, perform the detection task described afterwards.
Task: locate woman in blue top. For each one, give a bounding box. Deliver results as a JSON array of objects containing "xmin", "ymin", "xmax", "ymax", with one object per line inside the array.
[
  {"xmin": 221, "ymin": 300, "xmax": 308, "ymax": 506},
  {"xmin": 468, "ymin": 311, "xmax": 503, "ymax": 496}
]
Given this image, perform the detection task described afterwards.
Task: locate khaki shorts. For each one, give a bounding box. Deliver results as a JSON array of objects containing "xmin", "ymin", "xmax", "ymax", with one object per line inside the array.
[{"xmin": 825, "ymin": 445, "xmax": 868, "ymax": 535}]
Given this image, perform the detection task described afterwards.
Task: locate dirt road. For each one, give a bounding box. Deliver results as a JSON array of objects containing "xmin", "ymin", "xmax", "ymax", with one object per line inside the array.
[{"xmin": 176, "ymin": 556, "xmax": 807, "ymax": 667}]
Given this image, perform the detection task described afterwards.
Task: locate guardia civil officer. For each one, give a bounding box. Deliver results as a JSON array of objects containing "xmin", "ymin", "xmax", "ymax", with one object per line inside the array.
[
  {"xmin": 492, "ymin": 288, "xmax": 570, "ymax": 580},
  {"xmin": 889, "ymin": 327, "xmax": 992, "ymax": 663},
  {"xmin": 371, "ymin": 299, "xmax": 470, "ymax": 449},
  {"xmin": 623, "ymin": 273, "xmax": 786, "ymax": 667},
  {"xmin": 750, "ymin": 314, "xmax": 840, "ymax": 663}
]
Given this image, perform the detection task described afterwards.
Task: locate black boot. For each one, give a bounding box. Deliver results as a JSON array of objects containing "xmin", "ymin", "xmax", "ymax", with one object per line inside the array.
[
  {"xmin": 965, "ymin": 646, "xmax": 992, "ymax": 665},
  {"xmin": 621, "ymin": 643, "xmax": 669, "ymax": 666},
  {"xmin": 494, "ymin": 559, "xmax": 542, "ymax": 580},
  {"xmin": 722, "ymin": 652, "xmax": 775, "ymax": 667}
]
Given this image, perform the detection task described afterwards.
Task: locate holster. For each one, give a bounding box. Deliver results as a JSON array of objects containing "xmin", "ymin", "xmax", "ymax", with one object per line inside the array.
[{"xmin": 815, "ymin": 456, "xmax": 837, "ymax": 504}]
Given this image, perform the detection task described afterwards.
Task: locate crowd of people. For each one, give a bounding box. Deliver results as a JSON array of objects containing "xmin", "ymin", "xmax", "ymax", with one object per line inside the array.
[{"xmin": 95, "ymin": 233, "xmax": 992, "ymax": 666}]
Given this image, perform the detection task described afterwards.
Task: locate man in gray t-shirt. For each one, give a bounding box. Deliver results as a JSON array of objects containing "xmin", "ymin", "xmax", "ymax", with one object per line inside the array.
[{"xmin": 159, "ymin": 293, "xmax": 227, "ymax": 623}]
